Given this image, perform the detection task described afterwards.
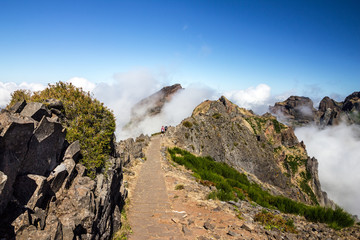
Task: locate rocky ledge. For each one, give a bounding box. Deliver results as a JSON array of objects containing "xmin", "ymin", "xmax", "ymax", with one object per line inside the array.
[{"xmin": 0, "ymin": 100, "xmax": 147, "ymax": 240}]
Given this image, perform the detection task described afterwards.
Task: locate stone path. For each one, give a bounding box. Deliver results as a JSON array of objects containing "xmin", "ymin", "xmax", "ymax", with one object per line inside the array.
[{"xmin": 128, "ymin": 136, "xmax": 184, "ymax": 240}]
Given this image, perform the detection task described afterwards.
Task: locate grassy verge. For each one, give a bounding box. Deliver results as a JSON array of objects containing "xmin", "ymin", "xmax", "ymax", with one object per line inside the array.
[
  {"xmin": 168, "ymin": 147, "xmax": 354, "ymax": 229},
  {"xmin": 113, "ymin": 199, "xmax": 132, "ymax": 240}
]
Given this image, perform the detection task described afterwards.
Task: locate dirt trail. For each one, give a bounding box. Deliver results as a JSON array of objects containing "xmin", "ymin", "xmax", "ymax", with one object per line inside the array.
[{"xmin": 128, "ymin": 136, "xmax": 184, "ymax": 240}]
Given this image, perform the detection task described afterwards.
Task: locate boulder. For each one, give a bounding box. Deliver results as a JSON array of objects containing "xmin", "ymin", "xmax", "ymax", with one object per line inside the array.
[
  {"xmin": 47, "ymin": 164, "xmax": 68, "ymax": 194},
  {"xmin": 63, "ymin": 140, "xmax": 81, "ymax": 162},
  {"xmin": 0, "ymin": 114, "xmax": 35, "ymax": 215},
  {"xmin": 12, "ymin": 174, "xmax": 52, "ymax": 210},
  {"xmin": 20, "ymin": 102, "xmax": 51, "ymax": 122},
  {"xmin": 9, "ymin": 100, "xmax": 27, "ymax": 113},
  {"xmin": 44, "ymin": 99, "xmax": 64, "ymax": 110},
  {"xmin": 21, "ymin": 116, "xmax": 65, "ymax": 175}
]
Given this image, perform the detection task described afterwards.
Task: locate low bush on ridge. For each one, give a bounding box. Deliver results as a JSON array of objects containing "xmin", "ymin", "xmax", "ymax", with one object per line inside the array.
[
  {"xmin": 168, "ymin": 147, "xmax": 354, "ymax": 229},
  {"xmin": 8, "ymin": 82, "xmax": 116, "ymax": 178}
]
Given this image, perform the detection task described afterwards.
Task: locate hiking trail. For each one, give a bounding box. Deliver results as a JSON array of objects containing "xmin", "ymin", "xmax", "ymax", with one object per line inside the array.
[{"xmin": 128, "ymin": 136, "xmax": 184, "ymax": 240}]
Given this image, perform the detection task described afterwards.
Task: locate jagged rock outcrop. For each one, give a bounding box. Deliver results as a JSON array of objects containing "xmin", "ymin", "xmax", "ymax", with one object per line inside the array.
[
  {"xmin": 124, "ymin": 84, "xmax": 183, "ymax": 131},
  {"xmin": 132, "ymin": 83, "xmax": 183, "ymax": 118},
  {"xmin": 270, "ymin": 91, "xmax": 360, "ymax": 127},
  {"xmin": 269, "ymin": 96, "xmax": 317, "ymax": 127},
  {"xmin": 0, "ymin": 101, "xmax": 130, "ymax": 240},
  {"xmin": 167, "ymin": 96, "xmax": 332, "ymax": 207}
]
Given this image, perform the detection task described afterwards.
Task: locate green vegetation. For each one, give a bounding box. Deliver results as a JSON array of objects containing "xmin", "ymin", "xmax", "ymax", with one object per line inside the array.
[
  {"xmin": 8, "ymin": 82, "xmax": 116, "ymax": 178},
  {"xmin": 245, "ymin": 118, "xmax": 258, "ymax": 135},
  {"xmin": 271, "ymin": 119, "xmax": 286, "ymax": 133},
  {"xmin": 283, "ymin": 155, "xmax": 307, "ymax": 174},
  {"xmin": 300, "ymin": 170, "xmax": 319, "ymax": 205},
  {"xmin": 175, "ymin": 184, "xmax": 185, "ymax": 190},
  {"xmin": 113, "ymin": 199, "xmax": 132, "ymax": 240},
  {"xmin": 254, "ymin": 210, "xmax": 297, "ymax": 233},
  {"xmin": 273, "ymin": 146, "xmax": 282, "ymax": 153},
  {"xmin": 7, "ymin": 89, "xmax": 31, "ymax": 108},
  {"xmin": 168, "ymin": 147, "xmax": 354, "ymax": 229},
  {"xmin": 182, "ymin": 120, "xmax": 193, "ymax": 128},
  {"xmin": 212, "ymin": 113, "xmax": 222, "ymax": 119}
]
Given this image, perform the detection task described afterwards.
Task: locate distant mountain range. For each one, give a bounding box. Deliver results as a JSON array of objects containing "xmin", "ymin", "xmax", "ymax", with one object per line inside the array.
[{"xmin": 269, "ymin": 92, "xmax": 360, "ymax": 127}]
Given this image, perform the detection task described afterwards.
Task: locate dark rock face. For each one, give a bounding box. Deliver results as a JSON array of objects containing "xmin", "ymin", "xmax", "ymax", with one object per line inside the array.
[
  {"xmin": 343, "ymin": 91, "xmax": 360, "ymax": 112},
  {"xmin": 270, "ymin": 91, "xmax": 360, "ymax": 127},
  {"xmin": 0, "ymin": 101, "xmax": 133, "ymax": 240},
  {"xmin": 168, "ymin": 97, "xmax": 332, "ymax": 206},
  {"xmin": 20, "ymin": 102, "xmax": 51, "ymax": 122}
]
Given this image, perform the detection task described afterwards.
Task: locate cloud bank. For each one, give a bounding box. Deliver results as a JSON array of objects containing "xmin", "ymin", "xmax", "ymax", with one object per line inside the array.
[
  {"xmin": 224, "ymin": 84, "xmax": 292, "ymax": 114},
  {"xmin": 67, "ymin": 77, "xmax": 96, "ymax": 93},
  {"xmin": 295, "ymin": 124, "xmax": 360, "ymax": 216},
  {"xmin": 0, "ymin": 81, "xmax": 45, "ymax": 107}
]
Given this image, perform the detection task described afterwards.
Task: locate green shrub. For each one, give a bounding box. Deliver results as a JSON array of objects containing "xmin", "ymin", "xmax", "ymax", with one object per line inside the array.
[
  {"xmin": 7, "ymin": 89, "xmax": 31, "ymax": 109},
  {"xmin": 182, "ymin": 121, "xmax": 193, "ymax": 128},
  {"xmin": 168, "ymin": 147, "xmax": 355, "ymax": 229},
  {"xmin": 272, "ymin": 119, "xmax": 286, "ymax": 133},
  {"xmin": 175, "ymin": 184, "xmax": 185, "ymax": 190},
  {"xmin": 8, "ymin": 82, "xmax": 115, "ymax": 178},
  {"xmin": 254, "ymin": 211, "xmax": 297, "ymax": 233},
  {"xmin": 212, "ymin": 113, "xmax": 222, "ymax": 119}
]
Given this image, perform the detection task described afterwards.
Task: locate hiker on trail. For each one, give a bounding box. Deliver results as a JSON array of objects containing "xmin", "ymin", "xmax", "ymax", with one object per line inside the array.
[
  {"xmin": 164, "ymin": 126, "xmax": 168, "ymax": 132},
  {"xmin": 161, "ymin": 126, "xmax": 165, "ymax": 136}
]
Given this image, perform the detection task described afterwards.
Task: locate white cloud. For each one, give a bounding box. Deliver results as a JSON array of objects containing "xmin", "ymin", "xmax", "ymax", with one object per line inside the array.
[
  {"xmin": 0, "ymin": 81, "xmax": 45, "ymax": 107},
  {"xmin": 224, "ymin": 84, "xmax": 273, "ymax": 114},
  {"xmin": 67, "ymin": 77, "xmax": 96, "ymax": 93},
  {"xmin": 120, "ymin": 84, "xmax": 216, "ymax": 138},
  {"xmin": 295, "ymin": 124, "xmax": 360, "ymax": 216},
  {"xmin": 92, "ymin": 68, "xmax": 165, "ymax": 139}
]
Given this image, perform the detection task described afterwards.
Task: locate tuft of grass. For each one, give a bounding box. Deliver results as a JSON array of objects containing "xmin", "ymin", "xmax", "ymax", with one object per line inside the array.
[
  {"xmin": 182, "ymin": 121, "xmax": 193, "ymax": 128},
  {"xmin": 175, "ymin": 184, "xmax": 185, "ymax": 190},
  {"xmin": 168, "ymin": 147, "xmax": 355, "ymax": 229},
  {"xmin": 113, "ymin": 199, "xmax": 132, "ymax": 240},
  {"xmin": 254, "ymin": 211, "xmax": 297, "ymax": 233},
  {"xmin": 212, "ymin": 113, "xmax": 222, "ymax": 119}
]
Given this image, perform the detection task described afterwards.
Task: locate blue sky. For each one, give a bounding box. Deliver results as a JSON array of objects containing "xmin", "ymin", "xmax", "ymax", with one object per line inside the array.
[{"xmin": 0, "ymin": 0, "xmax": 359, "ymax": 99}]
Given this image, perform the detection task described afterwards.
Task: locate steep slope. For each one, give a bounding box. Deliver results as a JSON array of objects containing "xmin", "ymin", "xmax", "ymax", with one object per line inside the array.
[
  {"xmin": 167, "ymin": 96, "xmax": 332, "ymax": 207},
  {"xmin": 270, "ymin": 91, "xmax": 360, "ymax": 127}
]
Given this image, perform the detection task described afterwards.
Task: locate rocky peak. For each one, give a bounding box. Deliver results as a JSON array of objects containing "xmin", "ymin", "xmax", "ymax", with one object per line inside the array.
[
  {"xmin": 270, "ymin": 91, "xmax": 360, "ymax": 127},
  {"xmin": 342, "ymin": 91, "xmax": 360, "ymax": 112},
  {"xmin": 131, "ymin": 83, "xmax": 183, "ymax": 118},
  {"xmin": 167, "ymin": 97, "xmax": 332, "ymax": 207},
  {"xmin": 123, "ymin": 84, "xmax": 183, "ymax": 131},
  {"xmin": 318, "ymin": 96, "xmax": 342, "ymax": 113},
  {"xmin": 269, "ymin": 96, "xmax": 317, "ymax": 126}
]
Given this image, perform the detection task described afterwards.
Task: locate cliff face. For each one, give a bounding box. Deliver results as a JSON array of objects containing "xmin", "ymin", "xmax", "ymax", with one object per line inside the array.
[
  {"xmin": 0, "ymin": 101, "xmax": 143, "ymax": 240},
  {"xmin": 167, "ymin": 96, "xmax": 332, "ymax": 207},
  {"xmin": 270, "ymin": 91, "xmax": 360, "ymax": 127}
]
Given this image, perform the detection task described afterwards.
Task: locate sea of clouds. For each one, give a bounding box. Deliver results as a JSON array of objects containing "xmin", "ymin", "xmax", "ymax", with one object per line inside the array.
[{"xmin": 0, "ymin": 72, "xmax": 359, "ymax": 216}]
